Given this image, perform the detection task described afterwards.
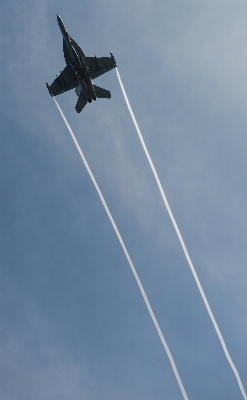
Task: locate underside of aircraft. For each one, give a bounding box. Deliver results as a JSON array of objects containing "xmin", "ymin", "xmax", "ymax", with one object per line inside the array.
[{"xmin": 46, "ymin": 15, "xmax": 117, "ymax": 113}]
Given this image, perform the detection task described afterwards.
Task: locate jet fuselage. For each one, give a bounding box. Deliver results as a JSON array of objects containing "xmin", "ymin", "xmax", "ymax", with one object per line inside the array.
[
  {"xmin": 46, "ymin": 15, "xmax": 116, "ymax": 112},
  {"xmin": 57, "ymin": 15, "xmax": 96, "ymax": 102}
]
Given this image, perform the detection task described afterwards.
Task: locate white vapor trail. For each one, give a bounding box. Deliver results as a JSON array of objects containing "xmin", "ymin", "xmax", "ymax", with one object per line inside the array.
[
  {"xmin": 116, "ymin": 67, "xmax": 247, "ymax": 400},
  {"xmin": 53, "ymin": 98, "xmax": 189, "ymax": 400}
]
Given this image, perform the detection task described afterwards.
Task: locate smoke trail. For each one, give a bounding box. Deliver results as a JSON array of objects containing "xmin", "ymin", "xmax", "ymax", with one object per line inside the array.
[
  {"xmin": 53, "ymin": 98, "xmax": 189, "ymax": 400},
  {"xmin": 116, "ymin": 68, "xmax": 247, "ymax": 400}
]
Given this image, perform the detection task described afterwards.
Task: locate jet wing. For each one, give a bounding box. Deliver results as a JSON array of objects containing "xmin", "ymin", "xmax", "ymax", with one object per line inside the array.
[
  {"xmin": 86, "ymin": 56, "xmax": 116, "ymax": 80},
  {"xmin": 49, "ymin": 65, "xmax": 78, "ymax": 96}
]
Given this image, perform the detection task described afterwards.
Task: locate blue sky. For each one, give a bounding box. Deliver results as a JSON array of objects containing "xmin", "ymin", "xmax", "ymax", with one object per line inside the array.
[{"xmin": 1, "ymin": 1, "xmax": 247, "ymax": 399}]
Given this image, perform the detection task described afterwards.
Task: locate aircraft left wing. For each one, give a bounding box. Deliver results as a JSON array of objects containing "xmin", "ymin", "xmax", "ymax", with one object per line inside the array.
[
  {"xmin": 48, "ymin": 65, "xmax": 78, "ymax": 96},
  {"xmin": 86, "ymin": 54, "xmax": 117, "ymax": 80}
]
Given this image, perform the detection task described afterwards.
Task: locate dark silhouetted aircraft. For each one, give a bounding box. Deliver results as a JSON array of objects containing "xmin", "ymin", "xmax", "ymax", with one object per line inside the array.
[{"xmin": 46, "ymin": 15, "xmax": 117, "ymax": 113}]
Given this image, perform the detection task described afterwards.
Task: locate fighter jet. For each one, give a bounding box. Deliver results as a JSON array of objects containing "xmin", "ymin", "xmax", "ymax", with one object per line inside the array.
[{"xmin": 46, "ymin": 15, "xmax": 117, "ymax": 113}]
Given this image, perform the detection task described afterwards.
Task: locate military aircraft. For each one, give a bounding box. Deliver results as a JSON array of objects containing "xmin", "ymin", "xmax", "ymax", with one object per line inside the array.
[{"xmin": 46, "ymin": 15, "xmax": 117, "ymax": 113}]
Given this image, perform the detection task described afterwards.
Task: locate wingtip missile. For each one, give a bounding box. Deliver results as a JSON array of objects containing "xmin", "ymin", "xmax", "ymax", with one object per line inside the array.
[
  {"xmin": 110, "ymin": 52, "xmax": 117, "ymax": 66},
  {"xmin": 46, "ymin": 82, "xmax": 53, "ymax": 97}
]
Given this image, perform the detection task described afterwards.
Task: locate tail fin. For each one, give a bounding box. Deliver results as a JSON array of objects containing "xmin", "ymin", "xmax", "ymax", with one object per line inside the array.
[
  {"xmin": 94, "ymin": 85, "xmax": 111, "ymax": 99},
  {"xmin": 75, "ymin": 91, "xmax": 87, "ymax": 113}
]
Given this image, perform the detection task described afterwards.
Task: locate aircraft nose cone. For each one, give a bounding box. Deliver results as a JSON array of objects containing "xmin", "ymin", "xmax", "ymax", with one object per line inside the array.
[{"xmin": 57, "ymin": 14, "xmax": 67, "ymax": 35}]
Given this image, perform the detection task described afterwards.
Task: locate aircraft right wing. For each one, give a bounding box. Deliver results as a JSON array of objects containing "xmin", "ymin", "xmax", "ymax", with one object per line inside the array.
[
  {"xmin": 86, "ymin": 55, "xmax": 116, "ymax": 80},
  {"xmin": 48, "ymin": 65, "xmax": 78, "ymax": 96}
]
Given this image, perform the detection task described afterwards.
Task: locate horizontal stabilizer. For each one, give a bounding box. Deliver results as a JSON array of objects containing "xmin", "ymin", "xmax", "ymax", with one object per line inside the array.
[
  {"xmin": 94, "ymin": 85, "xmax": 111, "ymax": 99},
  {"xmin": 75, "ymin": 91, "xmax": 87, "ymax": 113}
]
